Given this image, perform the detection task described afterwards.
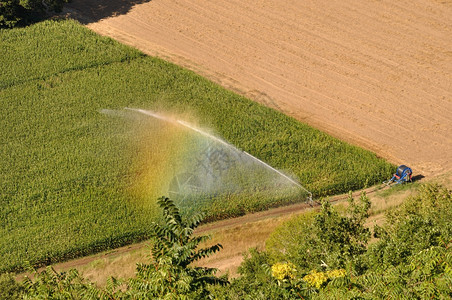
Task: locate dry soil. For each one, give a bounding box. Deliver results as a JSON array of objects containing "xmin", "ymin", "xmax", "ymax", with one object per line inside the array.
[{"xmin": 65, "ymin": 0, "xmax": 452, "ymax": 177}]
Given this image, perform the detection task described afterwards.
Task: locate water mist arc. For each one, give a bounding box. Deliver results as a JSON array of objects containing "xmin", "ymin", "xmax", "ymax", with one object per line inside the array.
[{"xmin": 125, "ymin": 108, "xmax": 312, "ymax": 200}]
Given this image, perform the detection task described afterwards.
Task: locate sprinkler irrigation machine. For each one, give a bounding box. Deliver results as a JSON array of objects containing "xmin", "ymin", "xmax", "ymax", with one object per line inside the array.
[{"xmin": 383, "ymin": 164, "xmax": 413, "ymax": 186}]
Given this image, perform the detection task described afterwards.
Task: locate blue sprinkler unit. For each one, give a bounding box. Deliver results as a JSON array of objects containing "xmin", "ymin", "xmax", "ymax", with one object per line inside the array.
[{"xmin": 384, "ymin": 165, "xmax": 413, "ymax": 186}]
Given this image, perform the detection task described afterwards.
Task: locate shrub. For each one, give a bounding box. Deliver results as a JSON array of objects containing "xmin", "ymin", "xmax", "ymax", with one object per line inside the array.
[
  {"xmin": 266, "ymin": 192, "xmax": 371, "ymax": 274},
  {"xmin": 127, "ymin": 197, "xmax": 227, "ymax": 299},
  {"xmin": 0, "ymin": 0, "xmax": 69, "ymax": 28},
  {"xmin": 368, "ymin": 184, "xmax": 452, "ymax": 269},
  {"xmin": 0, "ymin": 273, "xmax": 23, "ymax": 299}
]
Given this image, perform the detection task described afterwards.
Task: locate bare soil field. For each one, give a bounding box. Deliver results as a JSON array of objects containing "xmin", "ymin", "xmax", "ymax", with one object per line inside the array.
[{"xmin": 65, "ymin": 0, "xmax": 452, "ymax": 177}]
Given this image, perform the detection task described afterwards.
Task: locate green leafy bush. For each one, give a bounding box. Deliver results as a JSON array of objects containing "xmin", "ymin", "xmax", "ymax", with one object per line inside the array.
[
  {"xmin": 15, "ymin": 198, "xmax": 227, "ymax": 299},
  {"xmin": 248, "ymin": 184, "xmax": 451, "ymax": 299},
  {"xmin": 266, "ymin": 210, "xmax": 318, "ymax": 268},
  {"xmin": 0, "ymin": 0, "xmax": 70, "ymax": 28},
  {"xmin": 368, "ymin": 184, "xmax": 452, "ymax": 269},
  {"xmin": 128, "ymin": 197, "xmax": 227, "ymax": 299},
  {"xmin": 0, "ymin": 273, "xmax": 23, "ymax": 299},
  {"xmin": 266, "ymin": 192, "xmax": 371, "ymax": 273},
  {"xmin": 210, "ymin": 248, "xmax": 296, "ymax": 300}
]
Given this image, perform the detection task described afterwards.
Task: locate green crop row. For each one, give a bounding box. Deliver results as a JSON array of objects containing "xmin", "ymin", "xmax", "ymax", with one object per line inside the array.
[
  {"xmin": 0, "ymin": 19, "xmax": 143, "ymax": 89},
  {"xmin": 0, "ymin": 19, "xmax": 394, "ymax": 273}
]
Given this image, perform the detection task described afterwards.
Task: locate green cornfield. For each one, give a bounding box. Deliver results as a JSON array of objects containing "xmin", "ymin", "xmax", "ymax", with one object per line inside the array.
[{"xmin": 0, "ymin": 19, "xmax": 394, "ymax": 272}]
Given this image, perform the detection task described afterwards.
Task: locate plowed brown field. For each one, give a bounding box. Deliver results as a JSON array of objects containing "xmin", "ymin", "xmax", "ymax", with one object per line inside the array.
[{"xmin": 66, "ymin": 0, "xmax": 452, "ymax": 177}]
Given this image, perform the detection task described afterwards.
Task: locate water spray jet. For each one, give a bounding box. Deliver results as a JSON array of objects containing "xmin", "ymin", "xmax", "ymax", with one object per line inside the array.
[{"xmin": 124, "ymin": 108, "xmax": 312, "ymax": 203}]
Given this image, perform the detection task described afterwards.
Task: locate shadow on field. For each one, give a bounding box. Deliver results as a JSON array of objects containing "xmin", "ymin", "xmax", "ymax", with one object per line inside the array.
[
  {"xmin": 412, "ymin": 174, "xmax": 425, "ymax": 182},
  {"xmin": 64, "ymin": 0, "xmax": 153, "ymax": 24}
]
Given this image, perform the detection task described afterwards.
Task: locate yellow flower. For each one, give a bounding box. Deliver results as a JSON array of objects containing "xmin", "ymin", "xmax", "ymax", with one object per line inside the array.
[
  {"xmin": 303, "ymin": 269, "xmax": 346, "ymax": 289},
  {"xmin": 271, "ymin": 262, "xmax": 297, "ymax": 281},
  {"xmin": 303, "ymin": 270, "xmax": 328, "ymax": 289}
]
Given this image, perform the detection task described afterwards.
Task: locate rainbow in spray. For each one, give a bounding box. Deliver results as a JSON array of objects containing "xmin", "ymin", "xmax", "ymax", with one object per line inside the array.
[{"xmin": 103, "ymin": 108, "xmax": 311, "ymax": 216}]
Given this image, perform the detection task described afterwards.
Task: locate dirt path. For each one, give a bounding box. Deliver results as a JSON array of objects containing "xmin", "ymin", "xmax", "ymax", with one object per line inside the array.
[
  {"xmin": 34, "ymin": 185, "xmax": 385, "ymax": 284},
  {"xmin": 27, "ymin": 173, "xmax": 450, "ymax": 284},
  {"xmin": 65, "ymin": 0, "xmax": 452, "ymax": 177}
]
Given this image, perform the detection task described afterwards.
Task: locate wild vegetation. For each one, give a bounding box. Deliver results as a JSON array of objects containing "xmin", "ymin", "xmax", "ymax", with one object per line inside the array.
[
  {"xmin": 2, "ymin": 184, "xmax": 450, "ymax": 299},
  {"xmin": 0, "ymin": 197, "xmax": 227, "ymax": 299},
  {"xmin": 210, "ymin": 184, "xmax": 451, "ymax": 299},
  {"xmin": 1, "ymin": 19, "xmax": 393, "ymax": 273},
  {"xmin": 0, "ymin": 0, "xmax": 69, "ymax": 28}
]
